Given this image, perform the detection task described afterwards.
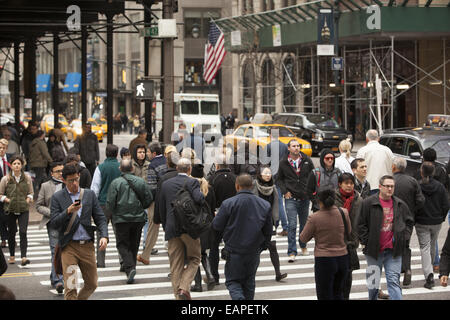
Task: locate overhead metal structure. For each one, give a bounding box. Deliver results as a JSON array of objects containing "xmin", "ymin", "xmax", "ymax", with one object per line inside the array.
[{"xmin": 0, "ymin": 0, "xmax": 163, "ymax": 144}]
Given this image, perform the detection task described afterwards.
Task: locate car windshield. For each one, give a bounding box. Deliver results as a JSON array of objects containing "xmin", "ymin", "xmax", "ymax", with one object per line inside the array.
[
  {"xmin": 201, "ymin": 101, "xmax": 219, "ymax": 115},
  {"xmin": 257, "ymin": 126, "xmax": 295, "ymax": 138},
  {"xmin": 181, "ymin": 101, "xmax": 199, "ymax": 114},
  {"xmin": 424, "ymin": 138, "xmax": 450, "ymax": 163},
  {"xmin": 72, "ymin": 121, "xmax": 82, "ymax": 128},
  {"xmin": 97, "ymin": 119, "xmax": 107, "ymax": 125},
  {"xmin": 304, "ymin": 114, "xmax": 340, "ymax": 129}
]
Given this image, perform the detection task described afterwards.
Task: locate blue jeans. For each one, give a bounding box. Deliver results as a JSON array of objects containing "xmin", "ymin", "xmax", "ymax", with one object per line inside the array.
[
  {"xmin": 434, "ymin": 240, "xmax": 440, "ymax": 266},
  {"xmin": 285, "ymin": 198, "xmax": 310, "ymax": 256},
  {"xmin": 141, "ymin": 209, "xmax": 148, "ymax": 249},
  {"xmin": 47, "ymin": 226, "xmax": 63, "ymax": 287},
  {"xmin": 275, "ymin": 186, "xmax": 288, "ymax": 231},
  {"xmin": 365, "ymin": 250, "xmax": 402, "ymax": 300},
  {"xmin": 225, "ymin": 251, "xmax": 261, "ymax": 300}
]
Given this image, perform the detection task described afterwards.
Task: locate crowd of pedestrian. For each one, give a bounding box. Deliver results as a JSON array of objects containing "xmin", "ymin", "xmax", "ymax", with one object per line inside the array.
[{"xmin": 0, "ymin": 121, "xmax": 449, "ymax": 302}]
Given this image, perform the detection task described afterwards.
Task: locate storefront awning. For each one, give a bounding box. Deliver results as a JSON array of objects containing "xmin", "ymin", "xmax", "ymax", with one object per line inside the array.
[
  {"xmin": 36, "ymin": 74, "xmax": 51, "ymax": 92},
  {"xmin": 62, "ymin": 72, "xmax": 81, "ymax": 93},
  {"xmin": 215, "ymin": 0, "xmax": 450, "ymax": 51}
]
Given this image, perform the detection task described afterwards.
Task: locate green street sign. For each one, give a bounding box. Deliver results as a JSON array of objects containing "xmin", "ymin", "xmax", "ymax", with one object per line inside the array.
[{"xmin": 141, "ymin": 27, "xmax": 159, "ymax": 37}]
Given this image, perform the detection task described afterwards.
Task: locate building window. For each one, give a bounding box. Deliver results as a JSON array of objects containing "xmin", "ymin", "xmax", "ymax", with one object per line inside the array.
[
  {"xmin": 184, "ymin": 11, "xmax": 220, "ymax": 39},
  {"xmin": 262, "ymin": 58, "xmax": 275, "ymax": 113},
  {"xmin": 184, "ymin": 59, "xmax": 219, "ymax": 89},
  {"xmin": 242, "ymin": 62, "xmax": 255, "ymax": 118},
  {"xmin": 283, "ymin": 57, "xmax": 296, "ymax": 111}
]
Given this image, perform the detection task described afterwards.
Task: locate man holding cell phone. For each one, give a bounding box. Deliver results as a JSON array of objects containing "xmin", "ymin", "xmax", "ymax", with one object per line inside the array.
[{"xmin": 50, "ymin": 164, "xmax": 108, "ymax": 300}]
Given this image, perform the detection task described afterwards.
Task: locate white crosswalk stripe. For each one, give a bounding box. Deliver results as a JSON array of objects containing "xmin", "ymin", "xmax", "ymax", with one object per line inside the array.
[{"xmin": 8, "ymin": 224, "xmax": 450, "ymax": 300}]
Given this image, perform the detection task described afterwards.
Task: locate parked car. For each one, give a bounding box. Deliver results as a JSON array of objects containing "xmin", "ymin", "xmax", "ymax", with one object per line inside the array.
[
  {"xmin": 380, "ymin": 127, "xmax": 450, "ymax": 176},
  {"xmin": 224, "ymin": 123, "xmax": 312, "ymax": 157},
  {"xmin": 40, "ymin": 114, "xmax": 69, "ymax": 135},
  {"xmin": 273, "ymin": 112, "xmax": 352, "ymax": 155}
]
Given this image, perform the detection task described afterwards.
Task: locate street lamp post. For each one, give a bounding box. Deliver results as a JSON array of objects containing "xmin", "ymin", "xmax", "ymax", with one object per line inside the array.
[{"xmin": 333, "ymin": 2, "xmax": 340, "ymax": 122}]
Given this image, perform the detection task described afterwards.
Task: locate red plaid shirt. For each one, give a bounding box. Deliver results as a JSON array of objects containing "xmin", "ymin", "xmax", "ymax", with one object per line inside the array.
[{"xmin": 288, "ymin": 154, "xmax": 302, "ymax": 176}]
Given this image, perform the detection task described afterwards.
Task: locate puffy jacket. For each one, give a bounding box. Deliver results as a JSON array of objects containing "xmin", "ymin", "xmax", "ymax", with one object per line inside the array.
[
  {"xmin": 358, "ymin": 193, "xmax": 414, "ymax": 259},
  {"xmin": 29, "ymin": 138, "xmax": 53, "ymax": 168},
  {"xmin": 415, "ymin": 178, "xmax": 449, "ymax": 225},
  {"xmin": 106, "ymin": 173, "xmax": 153, "ymax": 225}
]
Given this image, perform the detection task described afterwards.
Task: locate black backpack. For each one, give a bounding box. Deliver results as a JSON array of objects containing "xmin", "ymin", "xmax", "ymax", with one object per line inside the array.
[{"xmin": 172, "ymin": 181, "xmax": 212, "ymax": 239}]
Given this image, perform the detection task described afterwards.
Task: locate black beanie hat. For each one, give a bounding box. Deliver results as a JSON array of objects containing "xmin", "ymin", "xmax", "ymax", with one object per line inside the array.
[{"xmin": 191, "ymin": 163, "xmax": 204, "ymax": 179}]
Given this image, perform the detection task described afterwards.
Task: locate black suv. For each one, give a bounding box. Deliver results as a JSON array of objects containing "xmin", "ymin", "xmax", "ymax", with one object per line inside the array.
[
  {"xmin": 380, "ymin": 127, "xmax": 450, "ymax": 176},
  {"xmin": 273, "ymin": 113, "xmax": 352, "ymax": 155}
]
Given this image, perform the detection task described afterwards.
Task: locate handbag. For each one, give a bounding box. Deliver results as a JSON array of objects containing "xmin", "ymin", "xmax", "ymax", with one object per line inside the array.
[
  {"xmin": 338, "ymin": 207, "xmax": 360, "ymax": 271},
  {"xmin": 54, "ymin": 188, "xmax": 84, "ymax": 275}
]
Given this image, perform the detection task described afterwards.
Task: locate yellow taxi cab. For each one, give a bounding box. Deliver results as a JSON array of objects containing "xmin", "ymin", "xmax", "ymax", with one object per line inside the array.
[
  {"xmin": 40, "ymin": 114, "xmax": 69, "ymax": 135},
  {"xmin": 67, "ymin": 119, "xmax": 82, "ymax": 142},
  {"xmin": 67, "ymin": 119, "xmax": 104, "ymax": 142},
  {"xmin": 96, "ymin": 117, "xmax": 108, "ymax": 134},
  {"xmin": 88, "ymin": 118, "xmax": 104, "ymax": 142},
  {"xmin": 224, "ymin": 123, "xmax": 312, "ymax": 157}
]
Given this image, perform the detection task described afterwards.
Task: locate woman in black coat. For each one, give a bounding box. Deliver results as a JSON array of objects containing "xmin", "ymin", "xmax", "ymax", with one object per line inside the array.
[
  {"xmin": 252, "ymin": 165, "xmax": 288, "ymax": 282},
  {"xmin": 190, "ymin": 163, "xmax": 217, "ymax": 292}
]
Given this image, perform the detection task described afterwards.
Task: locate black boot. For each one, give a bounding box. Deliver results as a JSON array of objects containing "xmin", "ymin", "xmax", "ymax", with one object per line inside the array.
[
  {"xmin": 202, "ymin": 254, "xmax": 216, "ymax": 291},
  {"xmin": 269, "ymin": 241, "xmax": 287, "ymax": 281},
  {"xmin": 424, "ymin": 273, "xmax": 435, "ymax": 290},
  {"xmin": 190, "ymin": 268, "xmax": 202, "ymax": 292}
]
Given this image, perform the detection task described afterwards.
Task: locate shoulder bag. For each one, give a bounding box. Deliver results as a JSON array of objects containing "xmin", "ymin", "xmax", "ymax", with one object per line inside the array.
[
  {"xmin": 54, "ymin": 188, "xmax": 84, "ymax": 275},
  {"xmin": 338, "ymin": 207, "xmax": 360, "ymax": 271}
]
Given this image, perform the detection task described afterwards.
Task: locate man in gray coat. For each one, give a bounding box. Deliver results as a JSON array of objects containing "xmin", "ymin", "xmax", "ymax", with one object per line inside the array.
[
  {"xmin": 36, "ymin": 162, "xmax": 65, "ymax": 294},
  {"xmin": 74, "ymin": 123, "xmax": 100, "ymax": 178}
]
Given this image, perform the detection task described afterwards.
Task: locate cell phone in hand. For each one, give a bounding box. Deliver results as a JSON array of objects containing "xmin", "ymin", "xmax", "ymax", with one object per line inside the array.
[{"xmin": 74, "ymin": 200, "xmax": 81, "ymax": 206}]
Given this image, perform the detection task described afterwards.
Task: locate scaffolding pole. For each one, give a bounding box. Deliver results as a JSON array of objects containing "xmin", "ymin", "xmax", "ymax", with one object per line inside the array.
[
  {"xmin": 444, "ymin": 38, "xmax": 447, "ymax": 115},
  {"xmin": 391, "ymin": 36, "xmax": 394, "ymax": 129}
]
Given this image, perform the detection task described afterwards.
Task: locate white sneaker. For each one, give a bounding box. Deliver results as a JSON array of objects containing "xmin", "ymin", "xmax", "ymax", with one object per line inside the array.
[
  {"xmin": 301, "ymin": 248, "xmax": 309, "ymax": 256},
  {"xmin": 288, "ymin": 255, "xmax": 296, "ymax": 263}
]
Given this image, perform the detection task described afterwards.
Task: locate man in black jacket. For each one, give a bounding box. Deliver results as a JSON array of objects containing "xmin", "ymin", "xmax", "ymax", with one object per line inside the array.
[
  {"xmin": 358, "ymin": 175, "xmax": 414, "ymax": 300},
  {"xmin": 351, "ymin": 158, "xmax": 371, "ymax": 199},
  {"xmin": 392, "ymin": 157, "xmax": 425, "ymax": 286},
  {"xmin": 207, "ymin": 153, "xmax": 237, "ymax": 284},
  {"xmin": 277, "ymin": 139, "xmax": 314, "ymax": 261},
  {"xmin": 212, "ymin": 174, "xmax": 272, "ymax": 300},
  {"xmin": 49, "ymin": 164, "xmax": 108, "ymax": 300},
  {"xmin": 74, "ymin": 122, "xmax": 100, "ymax": 177},
  {"xmin": 159, "ymin": 157, "xmax": 205, "ymax": 300}
]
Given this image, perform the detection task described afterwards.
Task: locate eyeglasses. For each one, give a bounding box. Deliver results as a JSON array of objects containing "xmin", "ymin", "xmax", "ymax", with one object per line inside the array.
[
  {"xmin": 66, "ymin": 177, "xmax": 80, "ymax": 184},
  {"xmin": 324, "ymin": 156, "xmax": 334, "ymax": 160},
  {"xmin": 52, "ymin": 170, "xmax": 63, "ymax": 173},
  {"xmin": 381, "ymin": 184, "xmax": 395, "ymax": 189}
]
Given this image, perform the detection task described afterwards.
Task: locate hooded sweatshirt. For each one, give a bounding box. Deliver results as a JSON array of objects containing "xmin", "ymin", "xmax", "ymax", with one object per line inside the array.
[
  {"xmin": 415, "ymin": 178, "xmax": 449, "ymax": 225},
  {"xmin": 316, "ymin": 149, "xmax": 341, "ymax": 191},
  {"xmin": 132, "ymin": 144, "xmax": 150, "ymax": 180}
]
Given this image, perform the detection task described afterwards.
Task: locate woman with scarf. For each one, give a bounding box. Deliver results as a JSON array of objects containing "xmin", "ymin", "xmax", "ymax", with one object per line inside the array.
[
  {"xmin": 334, "ymin": 173, "xmax": 362, "ymax": 299},
  {"xmin": 252, "ymin": 165, "xmax": 288, "ymax": 282}
]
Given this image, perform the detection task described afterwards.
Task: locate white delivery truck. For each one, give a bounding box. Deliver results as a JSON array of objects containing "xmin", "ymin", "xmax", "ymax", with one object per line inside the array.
[{"xmin": 154, "ymin": 93, "xmax": 222, "ymax": 142}]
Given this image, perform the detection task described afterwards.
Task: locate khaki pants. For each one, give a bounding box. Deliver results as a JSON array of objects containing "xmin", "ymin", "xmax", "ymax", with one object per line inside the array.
[
  {"xmin": 141, "ymin": 203, "xmax": 159, "ymax": 260},
  {"xmin": 61, "ymin": 241, "xmax": 98, "ymax": 300},
  {"xmin": 168, "ymin": 233, "xmax": 201, "ymax": 299}
]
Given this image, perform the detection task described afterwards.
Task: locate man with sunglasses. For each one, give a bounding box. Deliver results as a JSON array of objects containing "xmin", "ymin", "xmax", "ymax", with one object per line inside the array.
[{"xmin": 358, "ymin": 175, "xmax": 413, "ymax": 300}]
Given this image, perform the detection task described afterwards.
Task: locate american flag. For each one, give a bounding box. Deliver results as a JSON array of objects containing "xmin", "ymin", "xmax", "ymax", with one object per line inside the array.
[{"xmin": 203, "ymin": 21, "xmax": 226, "ymax": 85}]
